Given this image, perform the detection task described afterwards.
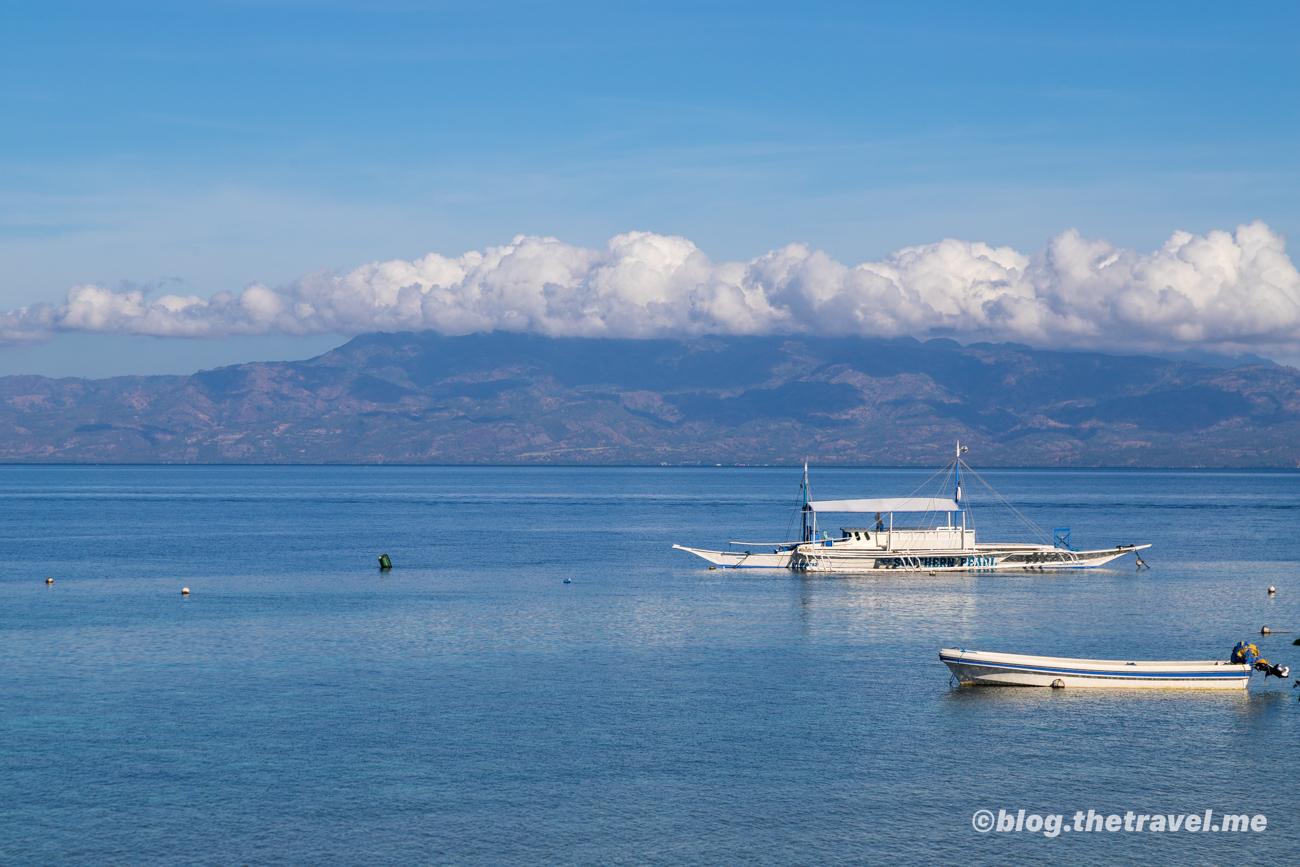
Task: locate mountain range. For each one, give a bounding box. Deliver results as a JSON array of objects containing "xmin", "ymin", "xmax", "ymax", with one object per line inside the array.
[{"xmin": 1, "ymin": 331, "xmax": 1298, "ymax": 466}]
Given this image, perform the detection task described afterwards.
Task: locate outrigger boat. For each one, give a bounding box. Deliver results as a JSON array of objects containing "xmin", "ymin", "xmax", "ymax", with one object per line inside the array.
[
  {"xmin": 673, "ymin": 443, "xmax": 1150, "ymax": 574},
  {"xmin": 940, "ymin": 642, "xmax": 1289, "ymax": 689}
]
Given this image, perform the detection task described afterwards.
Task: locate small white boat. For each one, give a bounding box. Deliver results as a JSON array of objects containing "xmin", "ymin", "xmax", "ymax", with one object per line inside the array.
[
  {"xmin": 675, "ymin": 444, "xmax": 1150, "ymax": 574},
  {"xmin": 940, "ymin": 644, "xmax": 1289, "ymax": 689}
]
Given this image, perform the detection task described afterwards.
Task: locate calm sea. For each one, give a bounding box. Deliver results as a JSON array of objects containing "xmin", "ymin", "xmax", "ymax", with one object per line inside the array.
[{"xmin": 1, "ymin": 466, "xmax": 1297, "ymax": 865}]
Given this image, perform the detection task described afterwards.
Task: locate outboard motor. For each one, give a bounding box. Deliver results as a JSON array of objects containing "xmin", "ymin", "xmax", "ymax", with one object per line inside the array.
[{"xmin": 1231, "ymin": 641, "xmax": 1290, "ymax": 680}]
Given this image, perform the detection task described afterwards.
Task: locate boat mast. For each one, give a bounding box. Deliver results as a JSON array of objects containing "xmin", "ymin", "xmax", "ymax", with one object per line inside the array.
[
  {"xmin": 956, "ymin": 441, "xmax": 968, "ymax": 547},
  {"xmin": 801, "ymin": 461, "xmax": 812, "ymax": 542},
  {"xmin": 955, "ymin": 441, "xmax": 963, "ymax": 507}
]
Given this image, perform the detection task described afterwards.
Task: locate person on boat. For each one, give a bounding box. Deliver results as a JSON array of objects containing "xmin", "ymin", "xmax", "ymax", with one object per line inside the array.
[{"xmin": 874, "ymin": 513, "xmax": 884, "ymax": 532}]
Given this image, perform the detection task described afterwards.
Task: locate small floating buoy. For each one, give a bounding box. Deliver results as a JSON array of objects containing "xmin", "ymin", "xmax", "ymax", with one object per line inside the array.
[
  {"xmin": 563, "ymin": 578, "xmax": 571, "ymax": 584},
  {"xmin": 1261, "ymin": 626, "xmax": 1271, "ymax": 635},
  {"xmin": 378, "ymin": 554, "xmax": 392, "ymax": 570},
  {"xmin": 181, "ymin": 587, "xmax": 190, "ymax": 596},
  {"xmin": 929, "ymin": 571, "xmax": 936, "ymax": 576},
  {"xmin": 45, "ymin": 577, "xmax": 53, "ymax": 585},
  {"xmin": 1268, "ymin": 586, "xmax": 1276, "ymax": 595},
  {"xmin": 708, "ymin": 565, "xmax": 716, "ymax": 570},
  {"xmin": 1051, "ymin": 679, "xmax": 1066, "ymax": 689}
]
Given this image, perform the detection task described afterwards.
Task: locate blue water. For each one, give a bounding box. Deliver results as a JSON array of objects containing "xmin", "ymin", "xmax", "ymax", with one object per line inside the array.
[{"xmin": 1, "ymin": 466, "xmax": 1297, "ymax": 865}]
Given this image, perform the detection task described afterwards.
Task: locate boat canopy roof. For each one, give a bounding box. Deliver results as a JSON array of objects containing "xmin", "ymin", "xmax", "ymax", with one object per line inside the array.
[{"xmin": 808, "ymin": 497, "xmax": 961, "ymax": 513}]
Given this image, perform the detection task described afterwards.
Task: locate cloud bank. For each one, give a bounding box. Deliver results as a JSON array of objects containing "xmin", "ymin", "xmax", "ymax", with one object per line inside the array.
[{"xmin": 4, "ymin": 221, "xmax": 1299, "ymax": 357}]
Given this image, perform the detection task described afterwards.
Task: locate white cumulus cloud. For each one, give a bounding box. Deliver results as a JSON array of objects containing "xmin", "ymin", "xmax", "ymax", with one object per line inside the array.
[{"xmin": 3, "ymin": 222, "xmax": 1299, "ymax": 358}]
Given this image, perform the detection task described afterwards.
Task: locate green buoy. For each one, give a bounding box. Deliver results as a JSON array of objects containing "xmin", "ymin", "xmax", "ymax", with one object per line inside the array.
[{"xmin": 378, "ymin": 554, "xmax": 392, "ymax": 570}]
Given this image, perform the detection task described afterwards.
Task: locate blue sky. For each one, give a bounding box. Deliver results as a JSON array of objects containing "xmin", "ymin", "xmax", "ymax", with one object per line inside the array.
[{"xmin": 1, "ymin": 1, "xmax": 1297, "ymax": 375}]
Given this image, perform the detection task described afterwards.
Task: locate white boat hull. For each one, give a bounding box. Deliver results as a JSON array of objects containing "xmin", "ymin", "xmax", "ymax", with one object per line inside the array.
[
  {"xmin": 671, "ymin": 545, "xmax": 792, "ymax": 569},
  {"xmin": 673, "ymin": 542, "xmax": 1147, "ymax": 573},
  {"xmin": 789, "ymin": 543, "xmax": 1147, "ymax": 573},
  {"xmin": 940, "ymin": 648, "xmax": 1250, "ymax": 689}
]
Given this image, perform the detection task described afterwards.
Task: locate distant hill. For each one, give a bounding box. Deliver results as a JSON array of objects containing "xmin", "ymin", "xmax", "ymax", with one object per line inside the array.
[{"xmin": 1, "ymin": 331, "xmax": 1298, "ymax": 466}]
